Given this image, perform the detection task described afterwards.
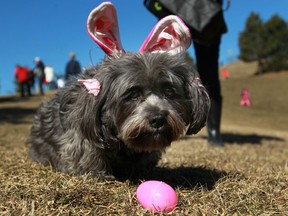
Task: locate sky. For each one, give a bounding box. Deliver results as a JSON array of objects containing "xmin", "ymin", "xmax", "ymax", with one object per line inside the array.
[{"xmin": 0, "ymin": 0, "xmax": 288, "ymax": 95}]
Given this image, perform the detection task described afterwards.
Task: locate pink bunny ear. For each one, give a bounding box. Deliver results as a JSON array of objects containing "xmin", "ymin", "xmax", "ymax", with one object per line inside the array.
[
  {"xmin": 87, "ymin": 2, "xmax": 125, "ymax": 55},
  {"xmin": 139, "ymin": 15, "xmax": 191, "ymax": 55}
]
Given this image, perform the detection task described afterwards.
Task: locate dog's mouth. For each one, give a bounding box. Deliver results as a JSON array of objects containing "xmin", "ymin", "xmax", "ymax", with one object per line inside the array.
[
  {"xmin": 125, "ymin": 126, "xmax": 175, "ymax": 152},
  {"xmin": 120, "ymin": 113, "xmax": 186, "ymax": 152}
]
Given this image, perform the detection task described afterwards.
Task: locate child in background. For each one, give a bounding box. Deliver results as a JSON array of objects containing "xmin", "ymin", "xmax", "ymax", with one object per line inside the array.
[{"xmin": 240, "ymin": 88, "xmax": 251, "ymax": 107}]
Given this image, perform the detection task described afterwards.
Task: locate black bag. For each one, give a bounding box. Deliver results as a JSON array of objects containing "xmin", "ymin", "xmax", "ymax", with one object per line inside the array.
[{"xmin": 144, "ymin": 0, "xmax": 228, "ymax": 45}]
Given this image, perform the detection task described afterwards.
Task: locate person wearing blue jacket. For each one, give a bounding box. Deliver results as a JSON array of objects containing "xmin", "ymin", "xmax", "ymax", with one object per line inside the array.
[{"xmin": 65, "ymin": 52, "xmax": 82, "ymax": 80}]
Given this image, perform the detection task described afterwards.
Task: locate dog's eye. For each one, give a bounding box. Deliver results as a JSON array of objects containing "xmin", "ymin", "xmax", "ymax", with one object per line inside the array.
[
  {"xmin": 163, "ymin": 86, "xmax": 176, "ymax": 98},
  {"xmin": 127, "ymin": 88, "xmax": 142, "ymax": 101}
]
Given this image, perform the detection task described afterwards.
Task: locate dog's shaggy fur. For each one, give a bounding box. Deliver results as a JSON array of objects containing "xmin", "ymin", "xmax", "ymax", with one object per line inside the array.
[{"xmin": 27, "ymin": 52, "xmax": 210, "ymax": 179}]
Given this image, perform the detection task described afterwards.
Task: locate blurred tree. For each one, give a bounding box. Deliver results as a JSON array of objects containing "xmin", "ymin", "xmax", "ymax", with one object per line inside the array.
[
  {"xmin": 239, "ymin": 13, "xmax": 288, "ymax": 73},
  {"xmin": 239, "ymin": 13, "xmax": 265, "ymax": 72},
  {"xmin": 261, "ymin": 15, "xmax": 288, "ymax": 72}
]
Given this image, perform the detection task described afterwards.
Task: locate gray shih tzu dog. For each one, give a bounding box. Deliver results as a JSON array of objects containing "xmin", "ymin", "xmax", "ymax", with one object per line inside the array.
[{"xmin": 27, "ymin": 2, "xmax": 210, "ymax": 179}]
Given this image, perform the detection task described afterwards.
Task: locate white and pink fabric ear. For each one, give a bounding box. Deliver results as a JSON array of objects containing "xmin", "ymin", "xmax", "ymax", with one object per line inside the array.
[
  {"xmin": 87, "ymin": 1, "xmax": 192, "ymax": 56},
  {"xmin": 87, "ymin": 2, "xmax": 125, "ymax": 55},
  {"xmin": 138, "ymin": 15, "xmax": 191, "ymax": 55}
]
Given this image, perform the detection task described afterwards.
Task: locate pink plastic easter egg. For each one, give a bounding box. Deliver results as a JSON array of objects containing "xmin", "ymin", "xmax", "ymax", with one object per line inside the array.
[{"xmin": 136, "ymin": 180, "xmax": 178, "ymax": 213}]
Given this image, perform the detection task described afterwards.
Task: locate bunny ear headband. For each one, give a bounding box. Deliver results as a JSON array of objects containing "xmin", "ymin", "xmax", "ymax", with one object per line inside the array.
[
  {"xmin": 87, "ymin": 1, "xmax": 191, "ymax": 55},
  {"xmin": 80, "ymin": 1, "xmax": 192, "ymax": 96}
]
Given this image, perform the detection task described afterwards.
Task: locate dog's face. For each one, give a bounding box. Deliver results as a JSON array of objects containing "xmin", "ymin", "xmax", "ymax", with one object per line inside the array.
[
  {"xmin": 107, "ymin": 53, "xmax": 193, "ymax": 152},
  {"xmin": 62, "ymin": 52, "xmax": 209, "ymax": 152}
]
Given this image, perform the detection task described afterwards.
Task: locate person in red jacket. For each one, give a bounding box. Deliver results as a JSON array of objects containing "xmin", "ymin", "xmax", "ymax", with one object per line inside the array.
[{"xmin": 14, "ymin": 64, "xmax": 31, "ymax": 97}]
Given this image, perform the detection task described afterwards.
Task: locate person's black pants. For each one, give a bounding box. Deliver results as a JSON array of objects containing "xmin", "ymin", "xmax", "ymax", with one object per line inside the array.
[
  {"xmin": 193, "ymin": 37, "xmax": 222, "ymax": 102},
  {"xmin": 193, "ymin": 37, "xmax": 223, "ymax": 143},
  {"xmin": 38, "ymin": 78, "xmax": 44, "ymax": 95},
  {"xmin": 19, "ymin": 81, "xmax": 31, "ymax": 97}
]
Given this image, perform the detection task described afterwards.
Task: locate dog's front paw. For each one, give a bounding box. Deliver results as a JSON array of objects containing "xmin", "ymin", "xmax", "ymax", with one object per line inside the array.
[
  {"xmin": 99, "ymin": 174, "xmax": 116, "ymax": 181},
  {"xmin": 92, "ymin": 171, "xmax": 116, "ymax": 181},
  {"xmin": 81, "ymin": 170, "xmax": 116, "ymax": 181}
]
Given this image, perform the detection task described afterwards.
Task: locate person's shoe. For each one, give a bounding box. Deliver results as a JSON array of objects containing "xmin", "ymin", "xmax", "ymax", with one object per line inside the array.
[{"xmin": 208, "ymin": 129, "xmax": 224, "ymax": 147}]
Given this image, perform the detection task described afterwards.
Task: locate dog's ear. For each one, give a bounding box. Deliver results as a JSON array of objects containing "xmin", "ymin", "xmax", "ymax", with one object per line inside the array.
[
  {"xmin": 186, "ymin": 77, "xmax": 210, "ymax": 135},
  {"xmin": 87, "ymin": 2, "xmax": 125, "ymax": 55},
  {"xmin": 58, "ymin": 77, "xmax": 111, "ymax": 149},
  {"xmin": 139, "ymin": 15, "xmax": 191, "ymax": 55}
]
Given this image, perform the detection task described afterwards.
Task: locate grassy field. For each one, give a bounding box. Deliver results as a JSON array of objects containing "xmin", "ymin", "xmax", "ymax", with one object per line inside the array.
[{"xmin": 0, "ymin": 62, "xmax": 288, "ymax": 215}]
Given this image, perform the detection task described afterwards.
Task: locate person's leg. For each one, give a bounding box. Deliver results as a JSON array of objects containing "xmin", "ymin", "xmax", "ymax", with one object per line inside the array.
[
  {"xmin": 26, "ymin": 81, "xmax": 32, "ymax": 96},
  {"xmin": 193, "ymin": 37, "xmax": 223, "ymax": 146},
  {"xmin": 20, "ymin": 82, "xmax": 25, "ymax": 97},
  {"xmin": 39, "ymin": 79, "xmax": 44, "ymax": 95},
  {"xmin": 246, "ymin": 100, "xmax": 251, "ymax": 107}
]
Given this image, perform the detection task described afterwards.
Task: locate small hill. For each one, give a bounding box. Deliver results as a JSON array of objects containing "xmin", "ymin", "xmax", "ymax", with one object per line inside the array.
[
  {"xmin": 218, "ymin": 60, "xmax": 288, "ymax": 134},
  {"xmin": 221, "ymin": 60, "xmax": 258, "ymax": 78}
]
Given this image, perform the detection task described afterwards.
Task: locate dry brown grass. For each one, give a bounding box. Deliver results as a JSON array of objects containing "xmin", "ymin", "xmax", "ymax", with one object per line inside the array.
[{"xmin": 1, "ymin": 64, "xmax": 288, "ymax": 215}]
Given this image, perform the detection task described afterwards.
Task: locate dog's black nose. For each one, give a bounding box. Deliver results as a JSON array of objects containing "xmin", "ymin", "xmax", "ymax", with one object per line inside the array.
[{"xmin": 149, "ymin": 111, "xmax": 168, "ymax": 128}]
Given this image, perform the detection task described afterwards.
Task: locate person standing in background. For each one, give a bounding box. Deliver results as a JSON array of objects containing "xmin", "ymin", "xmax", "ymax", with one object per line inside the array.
[
  {"xmin": 14, "ymin": 64, "xmax": 31, "ymax": 97},
  {"xmin": 65, "ymin": 52, "xmax": 81, "ymax": 80},
  {"xmin": 33, "ymin": 57, "xmax": 45, "ymax": 95},
  {"xmin": 44, "ymin": 64, "xmax": 55, "ymax": 90},
  {"xmin": 221, "ymin": 68, "xmax": 230, "ymax": 80},
  {"xmin": 240, "ymin": 88, "xmax": 251, "ymax": 107}
]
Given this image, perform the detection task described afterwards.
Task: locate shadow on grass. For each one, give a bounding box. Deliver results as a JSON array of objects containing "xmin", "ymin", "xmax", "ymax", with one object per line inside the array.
[
  {"xmin": 194, "ymin": 132, "xmax": 285, "ymax": 145},
  {"xmin": 222, "ymin": 132, "xmax": 285, "ymax": 144},
  {"xmin": 0, "ymin": 95, "xmax": 38, "ymax": 124},
  {"xmin": 0, "ymin": 107, "xmax": 36, "ymax": 124},
  {"xmin": 0, "ymin": 95, "xmax": 22, "ymax": 103},
  {"xmin": 121, "ymin": 166, "xmax": 227, "ymax": 190}
]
